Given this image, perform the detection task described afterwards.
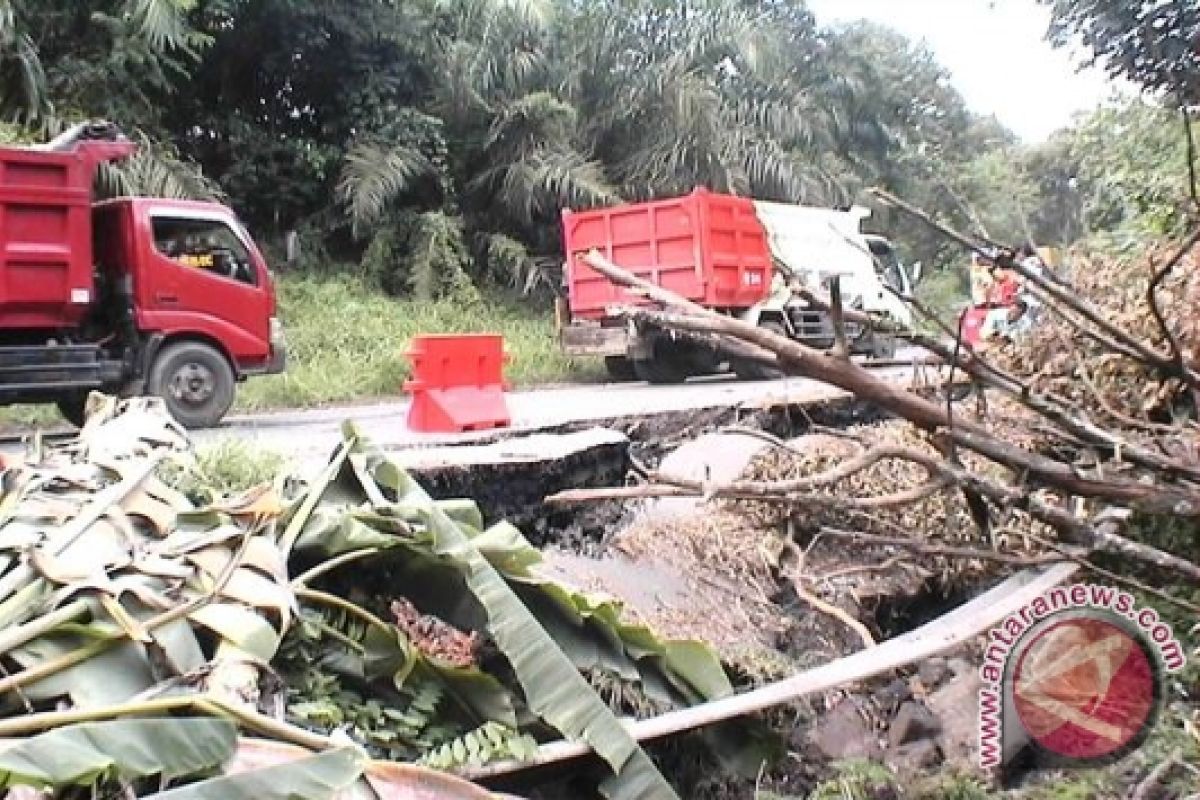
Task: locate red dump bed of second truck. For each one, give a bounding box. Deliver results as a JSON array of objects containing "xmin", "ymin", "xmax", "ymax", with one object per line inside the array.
[
  {"xmin": 0, "ymin": 139, "xmax": 134, "ymax": 330},
  {"xmin": 561, "ymin": 188, "xmax": 772, "ymax": 320}
]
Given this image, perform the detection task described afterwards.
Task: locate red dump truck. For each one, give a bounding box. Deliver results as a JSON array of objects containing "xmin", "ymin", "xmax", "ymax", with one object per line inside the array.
[
  {"xmin": 558, "ymin": 188, "xmax": 914, "ymax": 382},
  {"xmin": 0, "ymin": 122, "xmax": 284, "ymax": 427}
]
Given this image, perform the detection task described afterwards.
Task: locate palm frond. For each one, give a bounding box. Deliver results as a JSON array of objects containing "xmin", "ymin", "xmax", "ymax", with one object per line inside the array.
[
  {"xmin": 122, "ymin": 0, "xmax": 200, "ymax": 53},
  {"xmin": 95, "ymin": 136, "xmax": 223, "ymax": 201},
  {"xmin": 484, "ymin": 91, "xmax": 576, "ymax": 156},
  {"xmin": 337, "ymin": 142, "xmax": 437, "ymax": 236},
  {"xmin": 492, "ymin": 149, "xmax": 618, "ymax": 225},
  {"xmin": 402, "ymin": 211, "xmax": 474, "ymax": 300},
  {"xmin": 0, "ymin": 3, "xmax": 47, "ymax": 123},
  {"xmin": 476, "ymin": 231, "xmax": 549, "ymax": 293}
]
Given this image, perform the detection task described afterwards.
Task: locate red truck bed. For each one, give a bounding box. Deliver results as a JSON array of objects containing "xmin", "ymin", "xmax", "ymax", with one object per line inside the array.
[
  {"xmin": 0, "ymin": 139, "xmax": 134, "ymax": 330},
  {"xmin": 561, "ymin": 188, "xmax": 773, "ymax": 320}
]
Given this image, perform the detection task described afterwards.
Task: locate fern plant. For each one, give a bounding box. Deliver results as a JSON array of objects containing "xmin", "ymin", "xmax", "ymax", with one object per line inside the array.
[
  {"xmin": 278, "ymin": 604, "xmax": 466, "ymax": 761},
  {"xmin": 418, "ymin": 721, "xmax": 540, "ymax": 770}
]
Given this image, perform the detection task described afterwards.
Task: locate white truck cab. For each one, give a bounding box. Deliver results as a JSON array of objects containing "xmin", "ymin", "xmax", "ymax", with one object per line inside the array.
[{"xmin": 746, "ymin": 201, "xmax": 913, "ymax": 359}]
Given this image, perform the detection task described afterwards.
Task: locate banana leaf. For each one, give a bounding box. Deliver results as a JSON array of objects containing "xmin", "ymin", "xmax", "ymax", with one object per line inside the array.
[
  {"xmin": 0, "ymin": 718, "xmax": 235, "ymax": 789},
  {"xmin": 225, "ymin": 739, "xmax": 496, "ymax": 800},
  {"xmin": 339, "ymin": 424, "xmax": 680, "ymax": 800},
  {"xmin": 146, "ymin": 746, "xmax": 364, "ymax": 800},
  {"xmin": 10, "ymin": 634, "xmax": 155, "ymax": 706}
]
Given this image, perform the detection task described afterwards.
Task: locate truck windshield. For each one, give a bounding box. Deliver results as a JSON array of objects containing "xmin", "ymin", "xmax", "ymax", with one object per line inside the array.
[
  {"xmin": 152, "ymin": 216, "xmax": 256, "ymax": 285},
  {"xmin": 868, "ymin": 240, "xmax": 906, "ymax": 294}
]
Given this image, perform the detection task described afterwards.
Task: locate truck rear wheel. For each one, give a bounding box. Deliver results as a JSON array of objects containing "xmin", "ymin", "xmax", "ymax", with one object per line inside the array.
[
  {"xmin": 732, "ymin": 320, "xmax": 787, "ymax": 381},
  {"xmin": 604, "ymin": 356, "xmax": 638, "ymax": 382},
  {"xmin": 633, "ymin": 356, "xmax": 690, "ymax": 384},
  {"xmin": 147, "ymin": 341, "xmax": 235, "ymax": 429}
]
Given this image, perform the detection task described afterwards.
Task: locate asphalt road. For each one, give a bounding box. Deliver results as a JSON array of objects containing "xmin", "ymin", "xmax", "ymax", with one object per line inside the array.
[{"xmin": 193, "ymin": 354, "xmax": 936, "ymax": 471}]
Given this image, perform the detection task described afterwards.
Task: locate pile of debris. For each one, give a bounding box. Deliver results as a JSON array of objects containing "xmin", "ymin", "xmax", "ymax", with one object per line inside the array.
[
  {"xmin": 0, "ymin": 396, "xmax": 733, "ymax": 799},
  {"xmin": 992, "ymin": 239, "xmax": 1200, "ymax": 428}
]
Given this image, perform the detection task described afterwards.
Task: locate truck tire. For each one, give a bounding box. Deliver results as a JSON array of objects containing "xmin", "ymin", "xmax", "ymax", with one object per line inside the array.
[
  {"xmin": 633, "ymin": 356, "xmax": 690, "ymax": 384},
  {"xmin": 56, "ymin": 393, "xmax": 89, "ymax": 428},
  {"xmin": 604, "ymin": 356, "xmax": 638, "ymax": 382},
  {"xmin": 732, "ymin": 320, "xmax": 787, "ymax": 381},
  {"xmin": 147, "ymin": 341, "xmax": 235, "ymax": 429},
  {"xmin": 632, "ymin": 334, "xmax": 692, "ymax": 384}
]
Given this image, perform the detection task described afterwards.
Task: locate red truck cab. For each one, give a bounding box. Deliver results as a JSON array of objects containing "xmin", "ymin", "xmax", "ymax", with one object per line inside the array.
[{"xmin": 0, "ymin": 122, "xmax": 284, "ymax": 427}]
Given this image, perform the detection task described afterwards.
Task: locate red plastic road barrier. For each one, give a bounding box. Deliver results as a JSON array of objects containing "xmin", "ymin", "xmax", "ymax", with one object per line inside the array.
[{"xmin": 404, "ymin": 334, "xmax": 511, "ymax": 433}]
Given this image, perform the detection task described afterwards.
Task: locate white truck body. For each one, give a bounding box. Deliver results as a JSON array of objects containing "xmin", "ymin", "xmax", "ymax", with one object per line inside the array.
[{"xmin": 751, "ymin": 201, "xmax": 914, "ymax": 328}]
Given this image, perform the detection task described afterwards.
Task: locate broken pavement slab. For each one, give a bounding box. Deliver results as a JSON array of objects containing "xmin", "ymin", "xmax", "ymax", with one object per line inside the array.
[
  {"xmin": 388, "ymin": 427, "xmax": 629, "ymax": 471},
  {"xmin": 394, "ymin": 427, "xmax": 631, "ymax": 540}
]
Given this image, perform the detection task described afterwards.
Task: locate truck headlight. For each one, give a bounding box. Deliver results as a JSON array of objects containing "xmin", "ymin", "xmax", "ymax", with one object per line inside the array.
[{"xmin": 269, "ymin": 316, "xmax": 285, "ymax": 345}]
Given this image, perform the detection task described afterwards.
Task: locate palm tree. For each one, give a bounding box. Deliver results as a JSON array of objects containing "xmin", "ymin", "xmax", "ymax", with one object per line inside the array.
[
  {"xmin": 0, "ymin": 0, "xmax": 48, "ymax": 122},
  {"xmin": 564, "ymin": 0, "xmax": 851, "ymax": 203},
  {"xmin": 335, "ymin": 0, "xmax": 907, "ymax": 296}
]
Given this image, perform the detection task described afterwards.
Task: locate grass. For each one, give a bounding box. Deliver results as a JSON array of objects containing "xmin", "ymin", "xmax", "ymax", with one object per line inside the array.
[
  {"xmin": 0, "ymin": 274, "xmax": 604, "ymax": 428},
  {"xmin": 234, "ymin": 274, "xmax": 603, "ymax": 411},
  {"xmin": 159, "ymin": 438, "xmax": 289, "ymax": 503}
]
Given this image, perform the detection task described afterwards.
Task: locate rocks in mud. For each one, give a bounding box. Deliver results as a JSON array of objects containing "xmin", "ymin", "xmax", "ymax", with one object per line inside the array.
[
  {"xmin": 925, "ymin": 666, "xmax": 984, "ymax": 769},
  {"xmin": 885, "ymin": 739, "xmax": 942, "ymax": 773},
  {"xmin": 805, "ymin": 697, "xmax": 884, "ymax": 761},
  {"xmin": 804, "ymin": 654, "xmax": 983, "ymax": 780},
  {"xmin": 917, "ymin": 657, "xmax": 951, "ymax": 688},
  {"xmin": 888, "ymin": 701, "xmax": 942, "ymax": 747},
  {"xmin": 872, "ymin": 677, "xmax": 913, "ymax": 716}
]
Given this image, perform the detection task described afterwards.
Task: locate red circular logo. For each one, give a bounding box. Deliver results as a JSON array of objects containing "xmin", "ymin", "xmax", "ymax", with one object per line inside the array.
[{"xmin": 1012, "ymin": 616, "xmax": 1158, "ymax": 761}]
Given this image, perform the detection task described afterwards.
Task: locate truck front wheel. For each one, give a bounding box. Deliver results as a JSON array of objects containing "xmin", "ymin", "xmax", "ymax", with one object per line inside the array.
[
  {"xmin": 147, "ymin": 341, "xmax": 236, "ymax": 429},
  {"xmin": 732, "ymin": 320, "xmax": 787, "ymax": 381}
]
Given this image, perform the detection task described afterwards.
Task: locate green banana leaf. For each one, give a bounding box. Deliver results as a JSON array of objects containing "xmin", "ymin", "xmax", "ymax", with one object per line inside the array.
[
  {"xmin": 340, "ymin": 424, "xmax": 680, "ymax": 800},
  {"xmin": 146, "ymin": 747, "xmax": 364, "ymax": 800},
  {"xmin": 10, "ymin": 635, "xmax": 155, "ymax": 706},
  {"xmin": 189, "ymin": 603, "xmax": 282, "ymax": 662},
  {"xmin": 0, "ymin": 718, "xmax": 235, "ymax": 789}
]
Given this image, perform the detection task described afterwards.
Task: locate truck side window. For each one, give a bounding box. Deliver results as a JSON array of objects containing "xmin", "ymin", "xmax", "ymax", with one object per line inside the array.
[{"xmin": 151, "ymin": 217, "xmax": 256, "ymax": 286}]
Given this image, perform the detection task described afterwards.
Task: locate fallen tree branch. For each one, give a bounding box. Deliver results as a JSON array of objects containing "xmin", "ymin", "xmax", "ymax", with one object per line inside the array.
[
  {"xmin": 805, "ymin": 286, "xmax": 1200, "ymax": 483},
  {"xmin": 871, "ymin": 187, "xmax": 1200, "ymax": 389},
  {"xmin": 630, "ymin": 305, "xmax": 1200, "ymax": 517},
  {"xmin": 1024, "ymin": 533, "xmax": 1200, "ymax": 615},
  {"xmin": 814, "ymin": 526, "xmax": 1064, "ymax": 568},
  {"xmin": 788, "ymin": 577, "xmax": 877, "ymax": 649},
  {"xmin": 550, "ymin": 438, "xmax": 1200, "ymax": 583},
  {"xmin": 546, "ymin": 484, "xmax": 696, "ymax": 505}
]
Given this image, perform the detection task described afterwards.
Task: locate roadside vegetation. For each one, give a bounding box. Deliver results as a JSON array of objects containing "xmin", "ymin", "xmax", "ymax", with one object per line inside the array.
[{"xmin": 236, "ymin": 274, "xmax": 600, "ymax": 411}]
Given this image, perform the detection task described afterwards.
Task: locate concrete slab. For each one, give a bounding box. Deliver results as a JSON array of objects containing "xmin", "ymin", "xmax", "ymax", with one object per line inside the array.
[
  {"xmin": 388, "ymin": 427, "xmax": 628, "ymax": 471},
  {"xmin": 644, "ymin": 431, "xmax": 773, "ymax": 520}
]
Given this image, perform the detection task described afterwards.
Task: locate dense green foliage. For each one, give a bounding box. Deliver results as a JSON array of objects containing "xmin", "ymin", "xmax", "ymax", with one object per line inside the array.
[
  {"xmin": 0, "ymin": 0, "xmax": 1033, "ymax": 298},
  {"xmin": 1041, "ymin": 0, "xmax": 1200, "ymax": 105},
  {"xmin": 1, "ymin": 0, "xmax": 1194, "ymax": 312}
]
